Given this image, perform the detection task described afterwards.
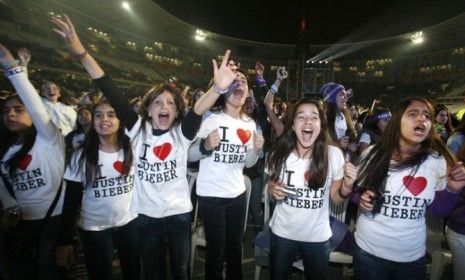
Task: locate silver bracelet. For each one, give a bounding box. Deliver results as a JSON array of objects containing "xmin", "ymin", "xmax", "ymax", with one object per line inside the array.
[{"xmin": 212, "ymin": 84, "xmax": 229, "ymax": 94}]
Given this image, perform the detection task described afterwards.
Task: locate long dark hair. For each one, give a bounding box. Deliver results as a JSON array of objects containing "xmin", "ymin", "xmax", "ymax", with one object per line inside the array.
[
  {"xmin": 137, "ymin": 84, "xmax": 185, "ymax": 138},
  {"xmin": 355, "ymin": 97, "xmax": 454, "ymax": 193},
  {"xmin": 0, "ymin": 95, "xmax": 37, "ymax": 177},
  {"xmin": 76, "ymin": 100, "xmax": 133, "ymax": 187},
  {"xmin": 326, "ymin": 102, "xmax": 356, "ymax": 141},
  {"xmin": 267, "ymin": 98, "xmax": 330, "ymax": 190}
]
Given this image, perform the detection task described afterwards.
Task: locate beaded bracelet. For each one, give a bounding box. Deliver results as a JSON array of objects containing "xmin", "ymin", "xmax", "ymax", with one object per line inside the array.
[
  {"xmin": 212, "ymin": 84, "xmax": 229, "ymax": 95},
  {"xmin": 73, "ymin": 50, "xmax": 88, "ymax": 60}
]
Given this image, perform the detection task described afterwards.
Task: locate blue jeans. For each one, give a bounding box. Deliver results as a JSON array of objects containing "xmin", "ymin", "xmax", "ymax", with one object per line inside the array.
[
  {"xmin": 198, "ymin": 192, "xmax": 246, "ymax": 280},
  {"xmin": 80, "ymin": 218, "xmax": 140, "ymax": 280},
  {"xmin": 270, "ymin": 232, "xmax": 330, "ymax": 280},
  {"xmin": 354, "ymin": 245, "xmax": 426, "ymax": 280},
  {"xmin": 138, "ymin": 213, "xmax": 191, "ymax": 280},
  {"xmin": 4, "ymin": 215, "xmax": 66, "ymax": 279}
]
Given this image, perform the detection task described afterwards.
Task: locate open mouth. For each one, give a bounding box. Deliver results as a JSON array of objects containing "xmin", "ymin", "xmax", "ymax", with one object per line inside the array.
[
  {"xmin": 302, "ymin": 128, "xmax": 313, "ymax": 141},
  {"xmin": 413, "ymin": 125, "xmax": 426, "ymax": 136},
  {"xmin": 158, "ymin": 113, "xmax": 170, "ymax": 126}
]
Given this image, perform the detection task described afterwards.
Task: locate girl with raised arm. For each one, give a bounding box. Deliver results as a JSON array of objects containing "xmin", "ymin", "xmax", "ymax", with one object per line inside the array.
[
  {"xmin": 52, "ymin": 15, "xmax": 233, "ymax": 279},
  {"xmin": 0, "ymin": 43, "xmax": 66, "ymax": 279}
]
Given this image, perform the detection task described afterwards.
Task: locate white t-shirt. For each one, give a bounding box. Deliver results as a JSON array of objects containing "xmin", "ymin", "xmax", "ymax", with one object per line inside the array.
[
  {"xmin": 355, "ymin": 154, "xmax": 447, "ymax": 262},
  {"xmin": 64, "ymin": 149, "xmax": 137, "ymax": 231},
  {"xmin": 269, "ymin": 145, "xmax": 344, "ymax": 242},
  {"xmin": 358, "ymin": 132, "xmax": 371, "ymax": 145},
  {"xmin": 334, "ymin": 112, "xmax": 347, "ymax": 140},
  {"xmin": 196, "ymin": 112, "xmax": 257, "ymax": 198},
  {"xmin": 0, "ymin": 72, "xmax": 65, "ymax": 220},
  {"xmin": 128, "ymin": 118, "xmax": 194, "ymax": 218},
  {"xmin": 42, "ymin": 99, "xmax": 77, "ymax": 136}
]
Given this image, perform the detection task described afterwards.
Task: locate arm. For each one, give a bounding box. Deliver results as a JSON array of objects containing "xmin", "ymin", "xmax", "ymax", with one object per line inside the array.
[
  {"xmin": 51, "ymin": 15, "xmax": 137, "ymax": 129},
  {"xmin": 0, "ymin": 44, "xmax": 57, "ymax": 141},
  {"xmin": 56, "ymin": 179, "xmax": 82, "ymax": 267},
  {"xmin": 0, "ymin": 178, "xmax": 18, "ymax": 210},
  {"xmin": 245, "ymin": 131, "xmax": 264, "ymax": 168},
  {"xmin": 181, "ymin": 50, "xmax": 238, "ymax": 139},
  {"xmin": 263, "ymin": 67, "xmax": 287, "ymax": 137}
]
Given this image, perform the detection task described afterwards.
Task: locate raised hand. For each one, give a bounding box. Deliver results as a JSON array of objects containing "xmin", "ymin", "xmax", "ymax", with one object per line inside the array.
[
  {"xmin": 204, "ymin": 129, "xmax": 220, "ymax": 151},
  {"xmin": 276, "ymin": 66, "xmax": 288, "ymax": 81},
  {"xmin": 51, "ymin": 15, "xmax": 86, "ymax": 55},
  {"xmin": 17, "ymin": 48, "xmax": 31, "ymax": 67},
  {"xmin": 212, "ymin": 50, "xmax": 236, "ymax": 92},
  {"xmin": 254, "ymin": 62, "xmax": 265, "ymax": 78}
]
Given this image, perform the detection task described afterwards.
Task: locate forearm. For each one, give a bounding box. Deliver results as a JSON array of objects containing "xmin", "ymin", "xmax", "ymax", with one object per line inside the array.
[
  {"xmin": 79, "ymin": 52, "xmax": 105, "ymax": 79},
  {"xmin": 0, "ymin": 180, "xmax": 18, "ymax": 210},
  {"xmin": 8, "ymin": 71, "xmax": 57, "ymax": 140},
  {"xmin": 188, "ymin": 138, "xmax": 204, "ymax": 162},
  {"xmin": 245, "ymin": 149, "xmax": 259, "ymax": 168},
  {"xmin": 93, "ymin": 75, "xmax": 137, "ymax": 129},
  {"xmin": 59, "ymin": 180, "xmax": 83, "ymax": 245},
  {"xmin": 193, "ymin": 87, "xmax": 221, "ymax": 115}
]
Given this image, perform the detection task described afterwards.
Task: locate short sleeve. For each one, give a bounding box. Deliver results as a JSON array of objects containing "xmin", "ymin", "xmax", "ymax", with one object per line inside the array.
[
  {"xmin": 434, "ymin": 156, "xmax": 448, "ymax": 191},
  {"xmin": 63, "ymin": 150, "xmax": 84, "ymax": 183},
  {"xmin": 359, "ymin": 132, "xmax": 371, "ymax": 145}
]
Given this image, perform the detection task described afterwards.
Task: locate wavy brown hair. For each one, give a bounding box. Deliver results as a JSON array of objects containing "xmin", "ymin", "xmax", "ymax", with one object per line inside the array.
[{"xmin": 267, "ymin": 97, "xmax": 331, "ymax": 190}]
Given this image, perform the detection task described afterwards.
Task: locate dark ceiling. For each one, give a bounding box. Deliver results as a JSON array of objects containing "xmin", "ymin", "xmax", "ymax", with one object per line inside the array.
[{"xmin": 154, "ymin": 0, "xmax": 465, "ymax": 45}]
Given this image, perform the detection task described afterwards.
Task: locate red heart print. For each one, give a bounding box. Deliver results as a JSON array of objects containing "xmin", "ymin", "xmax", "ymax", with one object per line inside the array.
[
  {"xmin": 304, "ymin": 171, "xmax": 310, "ymax": 182},
  {"xmin": 153, "ymin": 143, "xmax": 172, "ymax": 161},
  {"xmin": 18, "ymin": 154, "xmax": 32, "ymax": 171},
  {"xmin": 113, "ymin": 161, "xmax": 125, "ymax": 174},
  {"xmin": 403, "ymin": 176, "xmax": 427, "ymax": 196},
  {"xmin": 237, "ymin": 129, "xmax": 251, "ymax": 144}
]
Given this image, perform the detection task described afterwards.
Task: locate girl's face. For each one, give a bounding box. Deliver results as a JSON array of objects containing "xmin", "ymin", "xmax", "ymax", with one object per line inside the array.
[
  {"xmin": 133, "ymin": 101, "xmax": 141, "ymax": 114},
  {"xmin": 93, "ymin": 103, "xmax": 120, "ymax": 136},
  {"xmin": 400, "ymin": 100, "xmax": 432, "ymax": 148},
  {"xmin": 148, "ymin": 91, "xmax": 178, "ymax": 130},
  {"xmin": 42, "ymin": 83, "xmax": 61, "ymax": 103},
  {"xmin": 292, "ymin": 103, "xmax": 321, "ymax": 151},
  {"xmin": 336, "ymin": 91, "xmax": 348, "ymax": 110},
  {"xmin": 2, "ymin": 98, "xmax": 33, "ymax": 133},
  {"xmin": 245, "ymin": 97, "xmax": 256, "ymax": 115},
  {"xmin": 225, "ymin": 72, "xmax": 249, "ymax": 108},
  {"xmin": 377, "ymin": 118, "xmax": 390, "ymax": 133},
  {"xmin": 436, "ymin": 110, "xmax": 448, "ymax": 124},
  {"xmin": 78, "ymin": 108, "xmax": 92, "ymax": 127}
]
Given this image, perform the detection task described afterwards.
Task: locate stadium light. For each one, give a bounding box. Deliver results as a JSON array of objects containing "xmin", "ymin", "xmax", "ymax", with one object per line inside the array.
[
  {"xmin": 121, "ymin": 1, "xmax": 130, "ymax": 10},
  {"xmin": 411, "ymin": 31, "xmax": 424, "ymax": 45},
  {"xmin": 195, "ymin": 29, "xmax": 206, "ymax": 41}
]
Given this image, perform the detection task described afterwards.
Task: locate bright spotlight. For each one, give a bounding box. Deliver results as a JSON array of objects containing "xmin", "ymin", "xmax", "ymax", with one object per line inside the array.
[
  {"xmin": 325, "ymin": 60, "xmax": 328, "ymax": 64},
  {"xmin": 121, "ymin": 1, "xmax": 130, "ymax": 10},
  {"xmin": 411, "ymin": 31, "xmax": 424, "ymax": 45},
  {"xmin": 195, "ymin": 29, "xmax": 206, "ymax": 41},
  {"xmin": 319, "ymin": 61, "xmax": 323, "ymax": 64}
]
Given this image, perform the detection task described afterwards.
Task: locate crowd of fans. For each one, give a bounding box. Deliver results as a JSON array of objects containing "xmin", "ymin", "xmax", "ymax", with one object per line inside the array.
[{"xmin": 1, "ymin": 14, "xmax": 465, "ymax": 280}]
